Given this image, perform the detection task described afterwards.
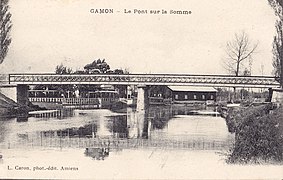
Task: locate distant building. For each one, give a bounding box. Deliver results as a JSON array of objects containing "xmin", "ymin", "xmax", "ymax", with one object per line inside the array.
[
  {"xmin": 148, "ymin": 86, "xmax": 217, "ymax": 105},
  {"xmin": 168, "ymin": 86, "xmax": 217, "ymax": 104},
  {"xmin": 148, "ymin": 86, "xmax": 172, "ymax": 105}
]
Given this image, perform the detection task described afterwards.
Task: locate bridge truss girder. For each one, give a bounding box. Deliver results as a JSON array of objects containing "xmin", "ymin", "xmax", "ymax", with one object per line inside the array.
[{"xmin": 8, "ymin": 74, "xmax": 280, "ymax": 88}]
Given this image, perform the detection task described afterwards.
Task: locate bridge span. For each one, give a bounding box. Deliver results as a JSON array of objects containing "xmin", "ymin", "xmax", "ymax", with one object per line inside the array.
[
  {"xmin": 3, "ymin": 73, "xmax": 280, "ymax": 111},
  {"xmin": 8, "ymin": 73, "xmax": 280, "ymax": 88}
]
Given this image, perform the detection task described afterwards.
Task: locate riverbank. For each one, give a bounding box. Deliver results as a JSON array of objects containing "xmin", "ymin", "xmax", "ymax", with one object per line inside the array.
[
  {"xmin": 0, "ymin": 92, "xmax": 19, "ymax": 118},
  {"xmin": 225, "ymin": 105, "xmax": 283, "ymax": 164},
  {"xmin": 0, "ymin": 92, "xmax": 44, "ymax": 118}
]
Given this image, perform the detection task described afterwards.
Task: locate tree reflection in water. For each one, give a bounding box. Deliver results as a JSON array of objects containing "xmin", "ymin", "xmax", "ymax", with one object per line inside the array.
[
  {"xmin": 41, "ymin": 123, "xmax": 98, "ymax": 138},
  {"xmin": 106, "ymin": 115, "xmax": 128, "ymax": 138},
  {"xmin": 38, "ymin": 106, "xmax": 216, "ymax": 143},
  {"xmin": 39, "ymin": 106, "xmax": 177, "ymax": 140}
]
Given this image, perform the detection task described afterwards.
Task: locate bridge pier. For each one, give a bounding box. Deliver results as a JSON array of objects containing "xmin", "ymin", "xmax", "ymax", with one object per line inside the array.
[
  {"xmin": 270, "ymin": 88, "xmax": 283, "ymax": 106},
  {"xmin": 136, "ymin": 85, "xmax": 149, "ymax": 112},
  {"xmin": 17, "ymin": 84, "xmax": 29, "ymax": 107}
]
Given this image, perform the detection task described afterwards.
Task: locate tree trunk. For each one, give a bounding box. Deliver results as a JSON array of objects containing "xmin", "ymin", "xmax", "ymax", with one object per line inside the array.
[
  {"xmin": 233, "ymin": 61, "xmax": 240, "ymax": 102},
  {"xmin": 281, "ymin": 46, "xmax": 283, "ymax": 88},
  {"xmin": 236, "ymin": 61, "xmax": 240, "ymax": 77}
]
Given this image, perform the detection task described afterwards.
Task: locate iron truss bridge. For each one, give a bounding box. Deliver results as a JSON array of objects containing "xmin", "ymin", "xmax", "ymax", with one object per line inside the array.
[{"xmin": 8, "ymin": 73, "xmax": 280, "ymax": 88}]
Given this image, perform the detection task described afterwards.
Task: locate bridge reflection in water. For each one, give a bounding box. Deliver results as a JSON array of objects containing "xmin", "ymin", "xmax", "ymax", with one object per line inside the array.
[
  {"xmin": 1, "ymin": 106, "xmax": 234, "ymax": 157},
  {"xmin": 5, "ymin": 135, "xmax": 233, "ymax": 151}
]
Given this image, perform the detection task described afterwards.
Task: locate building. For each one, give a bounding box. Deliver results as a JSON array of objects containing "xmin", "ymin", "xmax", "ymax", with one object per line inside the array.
[
  {"xmin": 148, "ymin": 86, "xmax": 217, "ymax": 105},
  {"xmin": 168, "ymin": 86, "xmax": 217, "ymax": 105},
  {"xmin": 148, "ymin": 86, "xmax": 172, "ymax": 105}
]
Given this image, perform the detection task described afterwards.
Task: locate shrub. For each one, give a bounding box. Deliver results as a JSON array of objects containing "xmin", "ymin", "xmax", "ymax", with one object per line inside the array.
[{"xmin": 227, "ymin": 105, "xmax": 283, "ymax": 164}]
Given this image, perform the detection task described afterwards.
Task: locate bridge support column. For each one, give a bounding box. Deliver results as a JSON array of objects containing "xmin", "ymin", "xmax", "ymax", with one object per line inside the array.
[
  {"xmin": 136, "ymin": 85, "xmax": 149, "ymax": 112},
  {"xmin": 17, "ymin": 84, "xmax": 29, "ymax": 107},
  {"xmin": 268, "ymin": 88, "xmax": 273, "ymax": 102},
  {"xmin": 270, "ymin": 88, "xmax": 283, "ymax": 106}
]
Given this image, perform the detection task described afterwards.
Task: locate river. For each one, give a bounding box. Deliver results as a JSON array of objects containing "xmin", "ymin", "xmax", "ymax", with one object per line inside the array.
[{"xmin": 0, "ymin": 106, "xmax": 282, "ymax": 179}]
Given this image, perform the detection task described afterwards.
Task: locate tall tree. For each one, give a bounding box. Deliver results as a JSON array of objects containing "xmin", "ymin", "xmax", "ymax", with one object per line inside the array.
[
  {"xmin": 272, "ymin": 20, "xmax": 282, "ymax": 83},
  {"xmin": 224, "ymin": 31, "xmax": 258, "ymax": 76},
  {"xmin": 0, "ymin": 0, "xmax": 12, "ymax": 64},
  {"xmin": 268, "ymin": 0, "xmax": 283, "ymax": 88}
]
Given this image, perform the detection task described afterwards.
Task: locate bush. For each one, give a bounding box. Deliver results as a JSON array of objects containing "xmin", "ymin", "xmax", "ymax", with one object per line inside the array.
[{"xmin": 227, "ymin": 105, "xmax": 283, "ymax": 164}]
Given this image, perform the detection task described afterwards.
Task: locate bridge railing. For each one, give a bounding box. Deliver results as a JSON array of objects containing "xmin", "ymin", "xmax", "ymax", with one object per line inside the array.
[
  {"xmin": 62, "ymin": 98, "xmax": 100, "ymax": 105},
  {"xmin": 29, "ymin": 97, "xmax": 63, "ymax": 103},
  {"xmin": 28, "ymin": 97, "xmax": 120, "ymax": 106},
  {"xmin": 29, "ymin": 97, "xmax": 101, "ymax": 105}
]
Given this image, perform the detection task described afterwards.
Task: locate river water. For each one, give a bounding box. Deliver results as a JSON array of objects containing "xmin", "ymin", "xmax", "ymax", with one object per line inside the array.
[{"xmin": 0, "ymin": 106, "xmax": 282, "ymax": 179}]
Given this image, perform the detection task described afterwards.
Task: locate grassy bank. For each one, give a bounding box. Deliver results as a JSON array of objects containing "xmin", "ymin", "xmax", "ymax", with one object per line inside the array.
[{"xmin": 226, "ymin": 105, "xmax": 283, "ymax": 164}]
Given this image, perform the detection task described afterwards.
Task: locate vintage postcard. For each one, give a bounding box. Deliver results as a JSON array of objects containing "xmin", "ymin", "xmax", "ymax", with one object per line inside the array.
[{"xmin": 0, "ymin": 0, "xmax": 283, "ymax": 179}]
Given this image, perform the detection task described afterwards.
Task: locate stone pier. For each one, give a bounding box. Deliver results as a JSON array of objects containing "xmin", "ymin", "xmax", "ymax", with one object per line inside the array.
[
  {"xmin": 136, "ymin": 85, "xmax": 149, "ymax": 112},
  {"xmin": 136, "ymin": 85, "xmax": 150, "ymax": 139},
  {"xmin": 17, "ymin": 84, "xmax": 29, "ymax": 107},
  {"xmin": 271, "ymin": 88, "xmax": 283, "ymax": 106}
]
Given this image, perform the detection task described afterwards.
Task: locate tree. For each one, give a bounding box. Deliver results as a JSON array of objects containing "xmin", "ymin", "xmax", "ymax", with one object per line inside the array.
[
  {"xmin": 268, "ymin": 0, "xmax": 283, "ymax": 88},
  {"xmin": 224, "ymin": 31, "xmax": 258, "ymax": 76},
  {"xmin": 268, "ymin": 0, "xmax": 283, "ymax": 17},
  {"xmin": 243, "ymin": 68, "xmax": 251, "ymax": 76},
  {"xmin": 272, "ymin": 20, "xmax": 282, "ymax": 83},
  {"xmin": 0, "ymin": 0, "xmax": 12, "ymax": 64},
  {"xmin": 55, "ymin": 64, "xmax": 73, "ymax": 74},
  {"xmin": 84, "ymin": 58, "xmax": 110, "ymax": 73},
  {"xmin": 52, "ymin": 59, "xmax": 129, "ymax": 98}
]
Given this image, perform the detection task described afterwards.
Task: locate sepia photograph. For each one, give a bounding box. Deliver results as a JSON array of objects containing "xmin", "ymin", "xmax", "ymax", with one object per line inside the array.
[{"xmin": 0, "ymin": 0, "xmax": 283, "ymax": 179}]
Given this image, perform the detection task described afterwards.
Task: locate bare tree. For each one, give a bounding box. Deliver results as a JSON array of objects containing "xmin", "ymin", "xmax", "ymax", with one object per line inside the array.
[
  {"xmin": 224, "ymin": 31, "xmax": 258, "ymax": 76},
  {"xmin": 268, "ymin": 0, "xmax": 283, "ymax": 88},
  {"xmin": 0, "ymin": 0, "xmax": 12, "ymax": 64}
]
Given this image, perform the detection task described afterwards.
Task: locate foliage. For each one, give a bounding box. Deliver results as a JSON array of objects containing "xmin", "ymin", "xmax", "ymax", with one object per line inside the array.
[
  {"xmin": 55, "ymin": 59, "xmax": 127, "ymax": 75},
  {"xmin": 0, "ymin": 0, "xmax": 12, "ymax": 64},
  {"xmin": 55, "ymin": 64, "xmax": 73, "ymax": 74},
  {"xmin": 84, "ymin": 59, "xmax": 110, "ymax": 74},
  {"xmin": 223, "ymin": 31, "xmax": 258, "ymax": 76},
  {"xmin": 268, "ymin": 0, "xmax": 283, "ymax": 87},
  {"xmin": 226, "ymin": 105, "xmax": 283, "ymax": 164},
  {"xmin": 216, "ymin": 88, "xmax": 255, "ymax": 102},
  {"xmin": 34, "ymin": 59, "xmax": 129, "ymax": 95},
  {"xmin": 268, "ymin": 0, "xmax": 283, "ymax": 18}
]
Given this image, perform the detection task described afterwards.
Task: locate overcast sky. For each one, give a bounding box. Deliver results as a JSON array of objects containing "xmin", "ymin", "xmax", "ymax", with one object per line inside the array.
[{"xmin": 1, "ymin": 0, "xmax": 277, "ymax": 75}]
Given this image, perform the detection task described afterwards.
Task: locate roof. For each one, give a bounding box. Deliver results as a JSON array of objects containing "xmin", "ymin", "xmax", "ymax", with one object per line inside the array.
[{"xmin": 168, "ymin": 86, "xmax": 217, "ymax": 92}]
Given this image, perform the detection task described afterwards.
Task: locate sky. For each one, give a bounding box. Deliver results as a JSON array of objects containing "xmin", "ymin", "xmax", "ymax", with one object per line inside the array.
[{"xmin": 0, "ymin": 0, "xmax": 278, "ymax": 75}]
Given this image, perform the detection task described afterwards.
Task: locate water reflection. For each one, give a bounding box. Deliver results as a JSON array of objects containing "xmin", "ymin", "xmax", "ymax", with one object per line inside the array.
[
  {"xmin": 41, "ymin": 124, "xmax": 98, "ymax": 138},
  {"xmin": 0, "ymin": 106, "xmax": 234, "ymax": 151},
  {"xmin": 84, "ymin": 147, "xmax": 110, "ymax": 160},
  {"xmin": 29, "ymin": 108, "xmax": 75, "ymax": 119},
  {"xmin": 107, "ymin": 115, "xmax": 128, "ymax": 138},
  {"xmin": 16, "ymin": 116, "xmax": 28, "ymax": 122}
]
